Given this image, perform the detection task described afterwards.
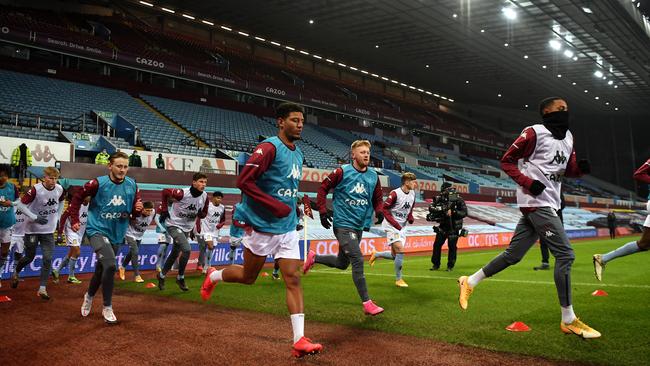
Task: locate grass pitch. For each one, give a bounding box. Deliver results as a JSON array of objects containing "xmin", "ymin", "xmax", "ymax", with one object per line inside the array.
[{"xmin": 118, "ymin": 236, "xmax": 650, "ymax": 366}]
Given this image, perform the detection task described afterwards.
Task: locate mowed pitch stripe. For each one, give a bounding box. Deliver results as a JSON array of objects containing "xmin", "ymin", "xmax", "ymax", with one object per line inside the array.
[{"xmin": 309, "ymin": 270, "xmax": 650, "ymax": 289}]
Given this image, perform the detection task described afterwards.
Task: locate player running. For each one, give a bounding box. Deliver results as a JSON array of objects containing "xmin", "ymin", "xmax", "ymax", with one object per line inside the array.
[
  {"xmin": 303, "ymin": 139, "xmax": 385, "ymax": 316},
  {"xmin": 119, "ymin": 201, "xmax": 156, "ymax": 283},
  {"xmin": 369, "ymin": 172, "xmax": 417, "ymax": 287},
  {"xmin": 70, "ymin": 152, "xmax": 142, "ymax": 324},
  {"xmin": 457, "ymin": 97, "xmax": 600, "ymax": 339},
  {"xmin": 52, "ymin": 188, "xmax": 90, "ymax": 284},
  {"xmin": 593, "ymin": 158, "xmax": 650, "ymax": 280},
  {"xmin": 200, "ymin": 102, "xmax": 322, "ymax": 358},
  {"xmin": 157, "ymin": 173, "xmax": 209, "ymax": 291},
  {"xmin": 0, "ymin": 164, "xmax": 19, "ymax": 288},
  {"xmin": 11, "ymin": 167, "xmax": 64, "ymax": 300},
  {"xmin": 195, "ymin": 191, "xmax": 225, "ymax": 273}
]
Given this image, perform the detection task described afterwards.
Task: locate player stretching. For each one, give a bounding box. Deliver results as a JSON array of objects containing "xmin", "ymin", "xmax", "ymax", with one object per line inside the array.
[
  {"xmin": 11, "ymin": 167, "xmax": 64, "ymax": 300},
  {"xmin": 196, "ymin": 191, "xmax": 225, "ymax": 273},
  {"xmin": 369, "ymin": 172, "xmax": 417, "ymax": 288},
  {"xmin": 0, "ymin": 164, "xmax": 19, "ymax": 288},
  {"xmin": 157, "ymin": 173, "xmax": 209, "ymax": 291},
  {"xmin": 70, "ymin": 152, "xmax": 142, "ymax": 324},
  {"xmin": 458, "ymin": 97, "xmax": 600, "ymax": 339},
  {"xmin": 200, "ymin": 102, "xmax": 322, "ymax": 358},
  {"xmin": 303, "ymin": 140, "xmax": 385, "ymax": 315},
  {"xmin": 52, "ymin": 189, "xmax": 90, "ymax": 284},
  {"xmin": 119, "ymin": 201, "xmax": 156, "ymax": 283},
  {"xmin": 593, "ymin": 158, "xmax": 650, "ymax": 280}
]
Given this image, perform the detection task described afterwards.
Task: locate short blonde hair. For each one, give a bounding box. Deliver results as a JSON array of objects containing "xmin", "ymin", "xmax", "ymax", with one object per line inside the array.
[
  {"xmin": 401, "ymin": 172, "xmax": 417, "ymax": 184},
  {"xmin": 43, "ymin": 166, "xmax": 60, "ymax": 178},
  {"xmin": 350, "ymin": 140, "xmax": 371, "ymax": 150}
]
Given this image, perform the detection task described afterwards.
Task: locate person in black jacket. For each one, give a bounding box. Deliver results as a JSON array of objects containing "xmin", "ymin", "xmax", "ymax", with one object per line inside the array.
[
  {"xmin": 429, "ymin": 182, "xmax": 468, "ymax": 271},
  {"xmin": 607, "ymin": 211, "xmax": 617, "ymax": 240}
]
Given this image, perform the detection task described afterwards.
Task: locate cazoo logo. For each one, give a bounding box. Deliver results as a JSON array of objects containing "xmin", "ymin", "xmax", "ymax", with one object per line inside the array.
[{"xmin": 136, "ymin": 57, "xmax": 165, "ymax": 69}]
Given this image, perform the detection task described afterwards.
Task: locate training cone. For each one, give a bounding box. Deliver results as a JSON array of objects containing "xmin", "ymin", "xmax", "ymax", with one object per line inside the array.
[
  {"xmin": 261, "ymin": 272, "xmax": 269, "ymax": 277},
  {"xmin": 0, "ymin": 295, "xmax": 12, "ymax": 302},
  {"xmin": 145, "ymin": 282, "xmax": 157, "ymax": 288},
  {"xmin": 591, "ymin": 289, "xmax": 608, "ymax": 297},
  {"xmin": 505, "ymin": 321, "xmax": 531, "ymax": 332}
]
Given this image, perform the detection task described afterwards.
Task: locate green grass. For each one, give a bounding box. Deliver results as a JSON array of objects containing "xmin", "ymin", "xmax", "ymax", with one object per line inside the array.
[{"xmin": 117, "ymin": 237, "xmax": 650, "ymax": 365}]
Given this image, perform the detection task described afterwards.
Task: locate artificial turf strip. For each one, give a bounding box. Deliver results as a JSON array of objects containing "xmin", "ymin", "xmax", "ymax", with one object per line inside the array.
[{"xmin": 117, "ymin": 236, "xmax": 650, "ymax": 366}]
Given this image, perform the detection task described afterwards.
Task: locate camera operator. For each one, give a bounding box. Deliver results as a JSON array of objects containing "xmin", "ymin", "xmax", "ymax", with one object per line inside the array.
[{"xmin": 428, "ymin": 182, "xmax": 468, "ymax": 271}]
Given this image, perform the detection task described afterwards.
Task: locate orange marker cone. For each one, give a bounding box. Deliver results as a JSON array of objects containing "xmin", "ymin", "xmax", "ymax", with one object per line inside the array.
[
  {"xmin": 505, "ymin": 321, "xmax": 531, "ymax": 332},
  {"xmin": 591, "ymin": 289, "xmax": 608, "ymax": 296},
  {"xmin": 145, "ymin": 282, "xmax": 157, "ymax": 288},
  {"xmin": 261, "ymin": 272, "xmax": 269, "ymax": 277},
  {"xmin": 0, "ymin": 295, "xmax": 12, "ymax": 302}
]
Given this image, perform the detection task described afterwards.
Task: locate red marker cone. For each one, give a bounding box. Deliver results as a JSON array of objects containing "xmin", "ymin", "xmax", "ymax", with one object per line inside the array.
[
  {"xmin": 145, "ymin": 282, "xmax": 157, "ymax": 288},
  {"xmin": 591, "ymin": 289, "xmax": 608, "ymax": 296},
  {"xmin": 0, "ymin": 295, "xmax": 12, "ymax": 302},
  {"xmin": 261, "ymin": 272, "xmax": 269, "ymax": 277},
  {"xmin": 505, "ymin": 321, "xmax": 531, "ymax": 332}
]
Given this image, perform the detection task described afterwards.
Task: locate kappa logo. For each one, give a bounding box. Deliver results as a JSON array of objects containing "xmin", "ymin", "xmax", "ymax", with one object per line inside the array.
[
  {"xmin": 550, "ymin": 151, "xmax": 567, "ymax": 165},
  {"xmin": 81, "ymin": 212, "xmax": 88, "ymax": 218},
  {"xmin": 255, "ymin": 148, "xmax": 264, "ymax": 155},
  {"xmin": 402, "ymin": 201, "xmax": 412, "ymax": 210},
  {"xmin": 212, "ymin": 211, "xmax": 220, "ymax": 217},
  {"xmin": 286, "ymin": 164, "xmax": 301, "ymax": 180},
  {"xmin": 108, "ymin": 195, "xmax": 126, "ymax": 207},
  {"xmin": 349, "ymin": 182, "xmax": 367, "ymax": 195},
  {"xmin": 139, "ymin": 221, "xmax": 148, "ymax": 227},
  {"xmin": 45, "ymin": 198, "xmax": 58, "ymax": 207},
  {"xmin": 187, "ymin": 204, "xmax": 197, "ymax": 211},
  {"xmin": 544, "ymin": 230, "xmax": 555, "ymax": 238}
]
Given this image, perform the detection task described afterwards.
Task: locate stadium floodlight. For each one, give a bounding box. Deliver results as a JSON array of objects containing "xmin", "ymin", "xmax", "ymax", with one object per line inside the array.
[
  {"xmin": 563, "ymin": 50, "xmax": 574, "ymax": 58},
  {"xmin": 182, "ymin": 14, "xmax": 195, "ymax": 20},
  {"xmin": 220, "ymin": 26, "xmax": 232, "ymax": 31},
  {"xmin": 584, "ymin": 89, "xmax": 589, "ymax": 93},
  {"xmin": 425, "ymin": 91, "xmax": 433, "ymax": 95},
  {"xmin": 572, "ymin": 56, "xmax": 578, "ymax": 61},
  {"xmin": 400, "ymin": 83, "xmax": 407, "ymax": 87},
  {"xmin": 614, "ymin": 107, "xmax": 619, "ymax": 110},
  {"xmin": 557, "ymin": 74, "xmax": 562, "ymax": 78},
  {"xmin": 309, "ymin": 19, "xmax": 314, "ymax": 24},
  {"xmin": 161, "ymin": 7, "xmax": 175, "ymax": 13},
  {"xmin": 349, "ymin": 66, "xmax": 358, "ymax": 71},
  {"xmin": 594, "ymin": 96, "xmax": 599, "ymax": 100},
  {"xmin": 360, "ymin": 70, "xmax": 368, "ymax": 74},
  {"xmin": 582, "ymin": 7, "xmax": 593, "ymax": 14},
  {"xmin": 285, "ymin": 45, "xmax": 295, "ymax": 50},
  {"xmin": 523, "ymin": 55, "xmax": 529, "ymax": 59},
  {"xmin": 312, "ymin": 54, "xmax": 322, "ymax": 59},
  {"xmin": 502, "ymin": 7, "xmax": 517, "ymax": 20},
  {"xmin": 549, "ymin": 40, "xmax": 562, "ymax": 50},
  {"xmin": 299, "ymin": 50, "xmax": 309, "ymax": 55},
  {"xmin": 449, "ymin": 98, "xmax": 455, "ymax": 102},
  {"xmin": 270, "ymin": 41, "xmax": 281, "ymax": 46},
  {"xmin": 608, "ymin": 80, "xmax": 613, "ymax": 85},
  {"xmin": 337, "ymin": 62, "xmax": 346, "ymax": 67},
  {"xmin": 254, "ymin": 36, "xmax": 265, "ymax": 41},
  {"xmin": 326, "ymin": 58, "xmax": 335, "ymax": 63},
  {"xmin": 238, "ymin": 31, "xmax": 249, "ymax": 37},
  {"xmin": 594, "ymin": 70, "xmax": 603, "ymax": 78},
  {"xmin": 391, "ymin": 80, "xmax": 399, "ymax": 84},
  {"xmin": 139, "ymin": 1, "xmax": 154, "ymax": 7},
  {"xmin": 202, "ymin": 20, "xmax": 214, "ymax": 26},
  {"xmin": 381, "ymin": 76, "xmax": 388, "ymax": 80}
]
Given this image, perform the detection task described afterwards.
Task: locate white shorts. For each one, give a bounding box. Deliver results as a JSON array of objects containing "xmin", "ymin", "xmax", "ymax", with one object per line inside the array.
[
  {"xmin": 644, "ymin": 201, "xmax": 650, "ymax": 228},
  {"xmin": 10, "ymin": 235, "xmax": 24, "ymax": 254},
  {"xmin": 0, "ymin": 228, "xmax": 10, "ymax": 243},
  {"xmin": 66, "ymin": 232, "xmax": 82, "ymax": 247},
  {"xmin": 242, "ymin": 230, "xmax": 300, "ymax": 260},
  {"xmin": 383, "ymin": 225, "xmax": 406, "ymax": 246}
]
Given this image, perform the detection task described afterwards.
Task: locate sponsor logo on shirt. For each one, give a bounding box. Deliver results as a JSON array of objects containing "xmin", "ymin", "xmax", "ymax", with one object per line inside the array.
[
  {"xmin": 108, "ymin": 195, "xmax": 126, "ymax": 207},
  {"xmin": 349, "ymin": 183, "xmax": 367, "ymax": 195}
]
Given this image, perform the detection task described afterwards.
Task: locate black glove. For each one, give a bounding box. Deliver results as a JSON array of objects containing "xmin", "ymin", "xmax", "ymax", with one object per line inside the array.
[
  {"xmin": 159, "ymin": 211, "xmax": 169, "ymax": 223},
  {"xmin": 578, "ymin": 159, "xmax": 591, "ymax": 175},
  {"xmin": 529, "ymin": 180, "xmax": 546, "ymax": 196},
  {"xmin": 56, "ymin": 235, "xmax": 63, "ymax": 244},
  {"xmin": 374, "ymin": 211, "xmax": 384, "ymax": 225},
  {"xmin": 320, "ymin": 212, "xmax": 332, "ymax": 229},
  {"xmin": 363, "ymin": 227, "xmax": 370, "ymax": 232},
  {"xmin": 296, "ymin": 224, "xmax": 304, "ymax": 231}
]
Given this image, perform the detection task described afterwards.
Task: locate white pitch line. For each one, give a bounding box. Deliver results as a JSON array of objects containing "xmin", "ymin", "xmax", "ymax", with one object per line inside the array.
[{"xmin": 308, "ymin": 270, "xmax": 650, "ymax": 289}]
